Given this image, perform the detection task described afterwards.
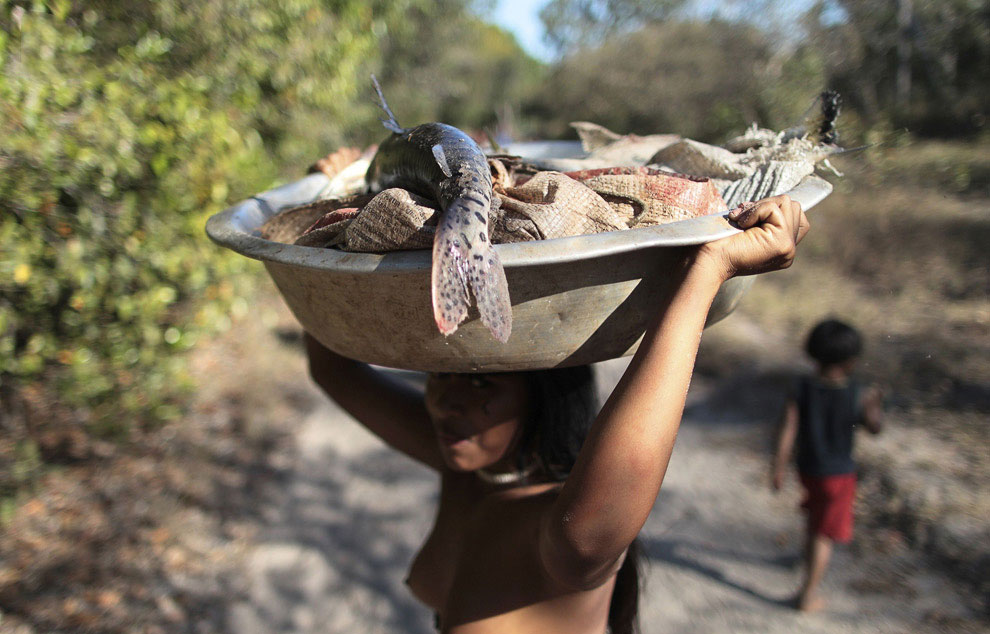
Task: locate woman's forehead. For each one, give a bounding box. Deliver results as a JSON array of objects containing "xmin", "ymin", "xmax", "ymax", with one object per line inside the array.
[{"xmin": 427, "ymin": 372, "xmax": 533, "ymax": 392}]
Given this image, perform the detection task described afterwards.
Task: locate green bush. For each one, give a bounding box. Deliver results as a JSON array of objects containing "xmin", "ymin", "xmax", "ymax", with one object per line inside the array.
[{"xmin": 0, "ymin": 0, "xmax": 407, "ymax": 439}]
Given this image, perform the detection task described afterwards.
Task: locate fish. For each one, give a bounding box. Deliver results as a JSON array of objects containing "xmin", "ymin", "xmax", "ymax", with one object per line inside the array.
[
  {"xmin": 780, "ymin": 90, "xmax": 843, "ymax": 145},
  {"xmin": 365, "ymin": 78, "xmax": 512, "ymax": 343}
]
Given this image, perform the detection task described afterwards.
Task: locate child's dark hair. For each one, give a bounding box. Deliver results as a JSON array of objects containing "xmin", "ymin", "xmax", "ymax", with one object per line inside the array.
[
  {"xmin": 516, "ymin": 365, "xmax": 640, "ymax": 634},
  {"xmin": 805, "ymin": 319, "xmax": 862, "ymax": 366}
]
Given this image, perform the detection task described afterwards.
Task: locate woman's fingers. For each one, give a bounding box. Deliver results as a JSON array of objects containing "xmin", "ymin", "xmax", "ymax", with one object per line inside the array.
[
  {"xmin": 727, "ymin": 196, "xmax": 788, "ymax": 229},
  {"xmin": 782, "ymin": 197, "xmax": 808, "ymax": 244},
  {"xmin": 698, "ymin": 193, "xmax": 812, "ymax": 281},
  {"xmin": 705, "ymin": 194, "xmax": 811, "ymax": 279},
  {"xmin": 730, "ymin": 195, "xmax": 807, "ymax": 242},
  {"xmin": 796, "ymin": 207, "xmax": 810, "ymax": 244},
  {"xmin": 790, "ymin": 195, "xmax": 810, "ymax": 244},
  {"xmin": 774, "ymin": 195, "xmax": 808, "ymax": 245}
]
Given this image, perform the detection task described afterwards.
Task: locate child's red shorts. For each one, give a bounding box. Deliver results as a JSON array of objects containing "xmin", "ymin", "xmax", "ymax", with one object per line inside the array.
[{"xmin": 799, "ymin": 472, "xmax": 856, "ymax": 543}]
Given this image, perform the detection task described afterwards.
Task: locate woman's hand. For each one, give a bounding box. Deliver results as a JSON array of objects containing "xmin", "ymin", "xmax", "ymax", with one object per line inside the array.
[{"xmin": 696, "ymin": 195, "xmax": 810, "ymax": 282}]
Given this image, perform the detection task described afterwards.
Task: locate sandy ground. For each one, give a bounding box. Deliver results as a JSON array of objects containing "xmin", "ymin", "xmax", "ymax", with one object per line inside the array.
[{"xmin": 221, "ymin": 357, "xmax": 980, "ymax": 634}]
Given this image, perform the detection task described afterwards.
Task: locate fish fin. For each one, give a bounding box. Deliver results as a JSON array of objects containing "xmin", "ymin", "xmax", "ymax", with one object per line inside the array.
[
  {"xmin": 431, "ymin": 228, "xmax": 471, "ymax": 336},
  {"xmin": 468, "ymin": 245, "xmax": 512, "ymax": 343},
  {"xmin": 432, "ymin": 144, "xmax": 453, "ymax": 178},
  {"xmin": 370, "ymin": 74, "xmax": 404, "ymax": 134},
  {"xmin": 431, "ymin": 213, "xmax": 512, "ymax": 343}
]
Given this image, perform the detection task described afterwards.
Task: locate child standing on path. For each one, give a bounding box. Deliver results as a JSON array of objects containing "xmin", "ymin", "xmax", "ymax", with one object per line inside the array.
[{"xmin": 772, "ymin": 319, "xmax": 884, "ymax": 612}]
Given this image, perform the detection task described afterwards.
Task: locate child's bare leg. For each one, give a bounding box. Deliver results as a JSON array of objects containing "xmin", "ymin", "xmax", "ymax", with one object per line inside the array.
[{"xmin": 798, "ymin": 534, "xmax": 833, "ymax": 611}]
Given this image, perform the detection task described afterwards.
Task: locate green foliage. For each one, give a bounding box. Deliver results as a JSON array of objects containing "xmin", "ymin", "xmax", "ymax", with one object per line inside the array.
[
  {"xmin": 0, "ymin": 0, "xmax": 409, "ymax": 436},
  {"xmin": 805, "ymin": 0, "xmax": 989, "ymax": 136},
  {"xmin": 530, "ymin": 0, "xmax": 987, "ymax": 141},
  {"xmin": 539, "ymin": 0, "xmax": 686, "ymax": 56},
  {"xmin": 869, "ymin": 137, "xmax": 990, "ymax": 197},
  {"xmin": 370, "ymin": 0, "xmax": 546, "ymax": 140},
  {"xmin": 525, "ymin": 20, "xmax": 826, "ymax": 142}
]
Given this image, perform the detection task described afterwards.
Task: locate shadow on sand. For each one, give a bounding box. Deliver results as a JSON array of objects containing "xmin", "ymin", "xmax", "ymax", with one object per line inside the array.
[
  {"xmin": 638, "ymin": 534, "xmax": 796, "ymax": 609},
  {"xmin": 225, "ymin": 432, "xmax": 437, "ymax": 634}
]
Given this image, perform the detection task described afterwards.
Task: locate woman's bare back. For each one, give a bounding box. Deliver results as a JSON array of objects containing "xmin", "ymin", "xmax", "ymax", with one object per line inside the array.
[{"xmin": 406, "ymin": 472, "xmax": 617, "ymax": 633}]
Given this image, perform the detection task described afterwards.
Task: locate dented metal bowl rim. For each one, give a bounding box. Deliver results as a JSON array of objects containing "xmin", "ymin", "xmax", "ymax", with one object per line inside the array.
[
  {"xmin": 206, "ymin": 177, "xmax": 832, "ymax": 273},
  {"xmin": 205, "ymin": 139, "xmax": 833, "ymax": 272}
]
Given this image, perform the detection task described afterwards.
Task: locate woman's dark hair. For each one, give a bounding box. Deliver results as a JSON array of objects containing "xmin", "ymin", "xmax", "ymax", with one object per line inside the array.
[
  {"xmin": 515, "ymin": 365, "xmax": 640, "ymax": 634},
  {"xmin": 516, "ymin": 365, "xmax": 599, "ymax": 480},
  {"xmin": 805, "ymin": 319, "xmax": 862, "ymax": 366}
]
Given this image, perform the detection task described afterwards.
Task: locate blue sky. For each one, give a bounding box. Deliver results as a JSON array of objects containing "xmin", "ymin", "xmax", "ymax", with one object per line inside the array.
[
  {"xmin": 491, "ymin": 0, "xmax": 554, "ymax": 62},
  {"xmin": 490, "ymin": 0, "xmax": 842, "ymax": 62}
]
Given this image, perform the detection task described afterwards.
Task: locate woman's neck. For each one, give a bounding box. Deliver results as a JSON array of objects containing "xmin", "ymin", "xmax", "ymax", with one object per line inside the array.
[{"xmin": 476, "ymin": 461, "xmax": 540, "ymax": 486}]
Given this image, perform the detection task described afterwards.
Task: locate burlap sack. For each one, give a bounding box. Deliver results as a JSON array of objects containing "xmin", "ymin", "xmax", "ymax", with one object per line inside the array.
[
  {"xmin": 718, "ymin": 160, "xmax": 815, "ymax": 209},
  {"xmin": 340, "ymin": 189, "xmax": 438, "ymax": 252},
  {"xmin": 493, "ymin": 170, "xmax": 628, "ymax": 243},
  {"xmin": 571, "ymin": 121, "xmax": 680, "ymax": 166},
  {"xmin": 269, "ymin": 160, "xmax": 726, "ymax": 250},
  {"xmin": 564, "ymin": 167, "xmax": 726, "ymax": 228},
  {"xmin": 263, "ymin": 123, "xmax": 837, "ymax": 251},
  {"xmin": 645, "ymin": 130, "xmax": 836, "ymax": 208},
  {"xmin": 649, "ymin": 139, "xmax": 754, "ymax": 180},
  {"xmin": 260, "ymin": 195, "xmax": 370, "ymax": 248}
]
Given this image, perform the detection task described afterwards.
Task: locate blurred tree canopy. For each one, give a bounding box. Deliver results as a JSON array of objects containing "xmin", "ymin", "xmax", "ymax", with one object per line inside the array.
[
  {"xmin": 539, "ymin": 0, "xmax": 686, "ymax": 56},
  {"xmin": 805, "ymin": 0, "xmax": 989, "ymax": 136},
  {"xmin": 0, "ymin": 0, "xmax": 541, "ymax": 479},
  {"xmin": 525, "ymin": 18, "xmax": 827, "ymax": 142},
  {"xmin": 528, "ymin": 0, "xmax": 988, "ymax": 140},
  {"xmin": 0, "ymin": 0, "xmax": 388, "ymax": 449},
  {"xmin": 371, "ymin": 0, "xmax": 545, "ymax": 141}
]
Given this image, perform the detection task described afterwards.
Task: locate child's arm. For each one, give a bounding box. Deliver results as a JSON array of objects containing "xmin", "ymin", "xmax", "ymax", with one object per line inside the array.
[
  {"xmin": 539, "ymin": 195, "xmax": 810, "ymax": 588},
  {"xmin": 859, "ymin": 385, "xmax": 884, "ymax": 434},
  {"xmin": 305, "ymin": 333, "xmax": 443, "ymax": 469},
  {"xmin": 772, "ymin": 399, "xmax": 799, "ymax": 490}
]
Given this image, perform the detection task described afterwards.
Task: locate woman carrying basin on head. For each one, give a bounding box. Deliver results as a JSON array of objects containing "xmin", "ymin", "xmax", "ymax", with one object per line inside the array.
[{"xmin": 305, "ymin": 195, "xmax": 809, "ymax": 633}]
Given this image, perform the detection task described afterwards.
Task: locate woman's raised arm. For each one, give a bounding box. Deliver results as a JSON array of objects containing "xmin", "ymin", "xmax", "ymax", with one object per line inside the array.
[
  {"xmin": 539, "ymin": 195, "xmax": 810, "ymax": 587},
  {"xmin": 305, "ymin": 333, "xmax": 444, "ymax": 470}
]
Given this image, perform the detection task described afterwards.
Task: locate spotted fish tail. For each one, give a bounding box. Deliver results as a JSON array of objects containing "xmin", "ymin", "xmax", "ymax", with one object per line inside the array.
[{"xmin": 431, "ymin": 199, "xmax": 512, "ymax": 343}]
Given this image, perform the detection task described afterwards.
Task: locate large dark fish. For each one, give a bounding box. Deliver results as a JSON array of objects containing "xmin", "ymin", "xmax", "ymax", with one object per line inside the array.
[
  {"xmin": 781, "ymin": 90, "xmax": 842, "ymax": 144},
  {"xmin": 365, "ymin": 79, "xmax": 512, "ymax": 343}
]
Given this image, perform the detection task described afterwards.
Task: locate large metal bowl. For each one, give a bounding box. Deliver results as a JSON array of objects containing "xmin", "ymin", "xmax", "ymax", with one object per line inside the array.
[{"xmin": 206, "ymin": 143, "xmax": 831, "ymax": 372}]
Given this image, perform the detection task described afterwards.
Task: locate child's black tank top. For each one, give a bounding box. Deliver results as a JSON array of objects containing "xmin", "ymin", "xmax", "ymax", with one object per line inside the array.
[{"xmin": 794, "ymin": 376, "xmax": 862, "ymax": 477}]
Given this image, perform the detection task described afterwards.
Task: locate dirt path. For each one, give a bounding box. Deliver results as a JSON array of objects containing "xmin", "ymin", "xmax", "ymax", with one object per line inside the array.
[{"xmin": 221, "ymin": 356, "xmax": 980, "ymax": 634}]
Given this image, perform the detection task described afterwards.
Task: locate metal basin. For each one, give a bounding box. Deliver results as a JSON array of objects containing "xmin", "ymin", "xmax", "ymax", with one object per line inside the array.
[{"xmin": 206, "ymin": 144, "xmax": 831, "ymax": 372}]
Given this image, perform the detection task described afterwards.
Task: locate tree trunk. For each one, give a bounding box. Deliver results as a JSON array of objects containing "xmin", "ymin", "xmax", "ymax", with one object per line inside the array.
[{"xmin": 896, "ymin": 0, "xmax": 913, "ymax": 108}]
